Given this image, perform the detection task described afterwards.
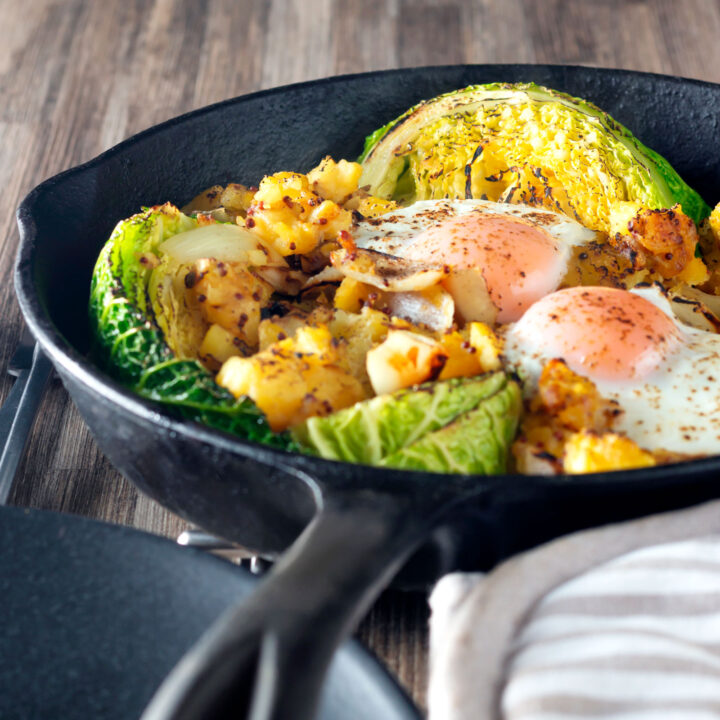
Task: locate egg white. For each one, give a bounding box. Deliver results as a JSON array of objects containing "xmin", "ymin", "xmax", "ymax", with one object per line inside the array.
[
  {"xmin": 503, "ymin": 284, "xmax": 720, "ymax": 455},
  {"xmin": 353, "ymin": 199, "xmax": 598, "ymax": 256}
]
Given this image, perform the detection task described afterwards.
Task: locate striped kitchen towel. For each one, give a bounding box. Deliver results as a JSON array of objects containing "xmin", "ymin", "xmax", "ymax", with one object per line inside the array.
[{"xmin": 428, "ymin": 500, "xmax": 720, "ymax": 720}]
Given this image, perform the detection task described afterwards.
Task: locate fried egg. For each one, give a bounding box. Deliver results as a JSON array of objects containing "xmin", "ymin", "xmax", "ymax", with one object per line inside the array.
[
  {"xmin": 503, "ymin": 284, "xmax": 720, "ymax": 455},
  {"xmin": 353, "ymin": 199, "xmax": 598, "ymax": 322}
]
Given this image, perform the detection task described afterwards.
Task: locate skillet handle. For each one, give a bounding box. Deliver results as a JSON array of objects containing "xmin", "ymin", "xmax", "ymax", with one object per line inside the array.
[
  {"xmin": 141, "ymin": 489, "xmax": 442, "ymax": 720},
  {"xmin": 0, "ymin": 343, "xmax": 53, "ymax": 504}
]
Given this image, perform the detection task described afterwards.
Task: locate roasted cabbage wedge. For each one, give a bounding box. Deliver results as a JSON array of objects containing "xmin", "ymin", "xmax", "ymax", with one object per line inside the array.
[
  {"xmin": 359, "ymin": 83, "xmax": 710, "ymax": 232},
  {"xmin": 89, "ymin": 203, "xmax": 293, "ymax": 449},
  {"xmin": 292, "ymin": 371, "xmax": 521, "ymax": 473}
]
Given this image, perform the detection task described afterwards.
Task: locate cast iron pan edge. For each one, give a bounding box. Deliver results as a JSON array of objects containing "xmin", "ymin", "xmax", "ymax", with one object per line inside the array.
[{"xmin": 14, "ymin": 65, "xmax": 720, "ymax": 720}]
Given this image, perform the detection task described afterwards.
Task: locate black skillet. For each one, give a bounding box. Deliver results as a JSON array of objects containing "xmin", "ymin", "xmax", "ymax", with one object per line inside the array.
[{"xmin": 14, "ymin": 65, "xmax": 720, "ymax": 720}]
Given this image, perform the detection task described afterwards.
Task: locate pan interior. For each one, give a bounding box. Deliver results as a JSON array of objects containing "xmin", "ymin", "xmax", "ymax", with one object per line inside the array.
[{"xmin": 15, "ymin": 65, "xmax": 720, "ymax": 563}]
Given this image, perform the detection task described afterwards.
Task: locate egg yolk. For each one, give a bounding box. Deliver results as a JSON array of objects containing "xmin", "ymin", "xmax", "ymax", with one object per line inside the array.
[
  {"xmin": 403, "ymin": 212, "xmax": 570, "ymax": 322},
  {"xmin": 511, "ymin": 287, "xmax": 682, "ymax": 382}
]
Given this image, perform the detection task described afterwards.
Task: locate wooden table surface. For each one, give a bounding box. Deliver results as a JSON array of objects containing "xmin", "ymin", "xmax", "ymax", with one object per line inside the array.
[{"xmin": 4, "ymin": 0, "xmax": 720, "ymax": 714}]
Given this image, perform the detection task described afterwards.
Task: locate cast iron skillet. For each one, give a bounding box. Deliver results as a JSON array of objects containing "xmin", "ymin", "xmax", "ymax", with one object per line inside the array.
[{"xmin": 15, "ymin": 65, "xmax": 720, "ymax": 720}]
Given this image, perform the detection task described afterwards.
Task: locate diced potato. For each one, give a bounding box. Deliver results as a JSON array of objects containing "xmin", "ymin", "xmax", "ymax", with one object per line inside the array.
[
  {"xmin": 366, "ymin": 329, "xmax": 447, "ymax": 396},
  {"xmin": 563, "ymin": 431, "xmax": 656, "ymax": 473},
  {"xmin": 512, "ymin": 419, "xmax": 565, "ymax": 474},
  {"xmin": 534, "ymin": 358, "xmax": 620, "ymax": 432},
  {"xmin": 306, "ymin": 157, "xmax": 362, "ymax": 204},
  {"xmin": 219, "ymin": 358, "xmax": 363, "ymax": 432},
  {"xmin": 468, "ymin": 322, "xmax": 502, "ymax": 371},
  {"xmin": 308, "ymin": 199, "xmax": 346, "ymax": 227},
  {"xmin": 181, "ymin": 185, "xmax": 224, "ymax": 214},
  {"xmin": 611, "ymin": 204, "xmax": 700, "ymax": 280},
  {"xmin": 334, "ymin": 277, "xmax": 382, "ymax": 313},
  {"xmin": 344, "ymin": 193, "xmax": 399, "ymax": 218},
  {"xmin": 258, "ymin": 320, "xmax": 290, "ymax": 350},
  {"xmin": 220, "ymin": 183, "xmax": 256, "ymax": 215},
  {"xmin": 357, "ymin": 195, "xmax": 399, "ymax": 217},
  {"xmin": 436, "ymin": 323, "xmax": 502, "ymax": 381},
  {"xmin": 258, "ymin": 305, "xmax": 397, "ymax": 395},
  {"xmin": 291, "ymin": 325, "xmax": 340, "ymax": 363},
  {"xmin": 512, "ymin": 359, "xmax": 624, "ymax": 476},
  {"xmin": 676, "ymin": 256, "xmax": 709, "ymax": 285},
  {"xmin": 216, "ymin": 325, "xmax": 364, "ymax": 431},
  {"xmin": 215, "ymin": 355, "xmax": 255, "ymax": 398},
  {"xmin": 247, "ymin": 171, "xmax": 352, "ymax": 257},
  {"xmin": 437, "ymin": 331, "xmax": 483, "ymax": 380},
  {"xmin": 511, "ymin": 439, "xmax": 560, "ymax": 476},
  {"xmin": 329, "ymin": 307, "xmax": 392, "ymax": 391},
  {"xmin": 189, "ymin": 259, "xmax": 273, "ymax": 349},
  {"xmin": 257, "ymin": 304, "xmax": 330, "ymax": 350},
  {"xmin": 199, "ymin": 323, "xmax": 243, "ymax": 370},
  {"xmin": 305, "ymin": 305, "xmax": 336, "ymax": 325}
]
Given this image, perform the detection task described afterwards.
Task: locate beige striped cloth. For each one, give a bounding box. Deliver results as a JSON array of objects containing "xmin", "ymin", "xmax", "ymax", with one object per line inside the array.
[{"xmin": 428, "ymin": 500, "xmax": 720, "ymax": 720}]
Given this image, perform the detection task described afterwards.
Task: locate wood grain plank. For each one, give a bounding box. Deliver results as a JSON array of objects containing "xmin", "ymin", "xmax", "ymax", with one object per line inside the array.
[
  {"xmin": 397, "ymin": 1, "xmax": 464, "ymax": 67},
  {"xmin": 331, "ymin": 0, "xmax": 398, "ymax": 74},
  {"xmin": 261, "ymin": 0, "xmax": 335, "ymax": 87},
  {"xmin": 357, "ymin": 589, "xmax": 431, "ymax": 711},
  {"xmin": 654, "ymin": 0, "xmax": 720, "ymax": 82},
  {"xmin": 461, "ymin": 0, "xmax": 536, "ymax": 64},
  {"xmin": 193, "ymin": 0, "xmax": 270, "ymax": 106}
]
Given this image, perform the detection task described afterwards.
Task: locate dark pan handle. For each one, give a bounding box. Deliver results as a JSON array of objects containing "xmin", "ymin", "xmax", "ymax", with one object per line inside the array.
[
  {"xmin": 0, "ymin": 342, "xmax": 53, "ymax": 504},
  {"xmin": 141, "ymin": 487, "xmax": 451, "ymax": 720}
]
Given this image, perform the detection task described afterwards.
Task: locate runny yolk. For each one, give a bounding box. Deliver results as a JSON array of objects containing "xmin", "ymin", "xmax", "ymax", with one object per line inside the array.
[
  {"xmin": 512, "ymin": 286, "xmax": 682, "ymax": 382},
  {"xmin": 402, "ymin": 212, "xmax": 570, "ymax": 323}
]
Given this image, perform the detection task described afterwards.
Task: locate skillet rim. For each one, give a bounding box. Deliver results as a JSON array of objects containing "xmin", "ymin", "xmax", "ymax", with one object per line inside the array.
[{"xmin": 14, "ymin": 62, "xmax": 720, "ymax": 491}]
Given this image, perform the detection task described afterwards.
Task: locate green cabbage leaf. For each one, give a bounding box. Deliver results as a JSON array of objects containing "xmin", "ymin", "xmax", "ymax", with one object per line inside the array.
[
  {"xmin": 359, "ymin": 82, "xmax": 710, "ymax": 229},
  {"xmin": 89, "ymin": 204, "xmax": 293, "ymax": 449},
  {"xmin": 293, "ymin": 371, "xmax": 521, "ymax": 473}
]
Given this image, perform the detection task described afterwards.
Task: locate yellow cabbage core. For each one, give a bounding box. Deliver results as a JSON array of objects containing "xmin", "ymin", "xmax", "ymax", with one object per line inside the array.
[{"xmin": 406, "ymin": 101, "xmax": 653, "ymax": 234}]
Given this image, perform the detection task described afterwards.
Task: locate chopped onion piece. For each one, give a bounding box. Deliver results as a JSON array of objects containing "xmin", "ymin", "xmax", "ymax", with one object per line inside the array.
[
  {"xmin": 159, "ymin": 223, "xmax": 286, "ymax": 267},
  {"xmin": 442, "ymin": 268, "xmax": 498, "ymax": 325},
  {"xmin": 366, "ymin": 330, "xmax": 447, "ymax": 396},
  {"xmin": 385, "ymin": 286, "xmax": 455, "ymax": 332},
  {"xmin": 302, "ymin": 265, "xmax": 345, "ymax": 289},
  {"xmin": 669, "ymin": 284, "xmax": 720, "ymax": 333},
  {"xmin": 330, "ymin": 247, "xmax": 445, "ymax": 292}
]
